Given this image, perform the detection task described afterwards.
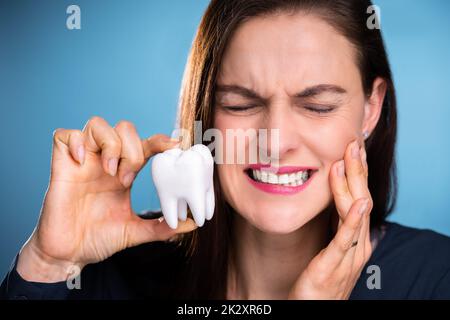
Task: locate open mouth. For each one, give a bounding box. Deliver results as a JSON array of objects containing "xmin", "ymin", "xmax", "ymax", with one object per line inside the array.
[{"xmin": 245, "ymin": 168, "xmax": 317, "ymax": 187}]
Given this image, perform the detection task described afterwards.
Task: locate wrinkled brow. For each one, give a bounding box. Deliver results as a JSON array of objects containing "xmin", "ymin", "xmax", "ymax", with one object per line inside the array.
[{"xmin": 215, "ymin": 84, "xmax": 347, "ymax": 101}]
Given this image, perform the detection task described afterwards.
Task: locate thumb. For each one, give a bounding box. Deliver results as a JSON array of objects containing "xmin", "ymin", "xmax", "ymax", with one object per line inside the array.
[{"xmin": 126, "ymin": 216, "xmax": 198, "ymax": 248}]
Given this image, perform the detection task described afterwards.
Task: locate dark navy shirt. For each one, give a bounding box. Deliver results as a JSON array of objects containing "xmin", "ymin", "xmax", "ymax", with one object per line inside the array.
[{"xmin": 1, "ymin": 222, "xmax": 450, "ymax": 300}]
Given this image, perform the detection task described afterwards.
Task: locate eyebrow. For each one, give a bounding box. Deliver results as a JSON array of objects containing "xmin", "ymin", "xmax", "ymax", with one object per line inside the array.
[
  {"xmin": 294, "ymin": 84, "xmax": 347, "ymax": 98},
  {"xmin": 215, "ymin": 83, "xmax": 347, "ymax": 102}
]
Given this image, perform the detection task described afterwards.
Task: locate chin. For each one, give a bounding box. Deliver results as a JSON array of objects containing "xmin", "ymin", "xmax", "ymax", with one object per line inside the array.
[{"xmin": 238, "ymin": 203, "xmax": 319, "ymax": 234}]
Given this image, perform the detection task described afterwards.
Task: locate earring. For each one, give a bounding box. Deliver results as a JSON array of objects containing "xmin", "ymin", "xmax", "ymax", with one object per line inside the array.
[{"xmin": 363, "ymin": 131, "xmax": 369, "ymax": 140}]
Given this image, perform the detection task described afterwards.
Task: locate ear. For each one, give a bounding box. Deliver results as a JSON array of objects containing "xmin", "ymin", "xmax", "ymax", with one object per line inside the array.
[{"xmin": 362, "ymin": 77, "xmax": 387, "ymax": 138}]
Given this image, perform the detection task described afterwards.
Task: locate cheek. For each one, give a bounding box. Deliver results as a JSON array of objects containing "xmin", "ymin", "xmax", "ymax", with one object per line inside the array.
[
  {"xmin": 216, "ymin": 164, "xmax": 234, "ymax": 199},
  {"xmin": 213, "ymin": 112, "xmax": 258, "ymax": 163},
  {"xmin": 216, "ymin": 163, "xmax": 249, "ymax": 216},
  {"xmin": 214, "ymin": 114, "xmax": 262, "ymax": 211},
  {"xmin": 304, "ymin": 116, "xmax": 361, "ymax": 166}
]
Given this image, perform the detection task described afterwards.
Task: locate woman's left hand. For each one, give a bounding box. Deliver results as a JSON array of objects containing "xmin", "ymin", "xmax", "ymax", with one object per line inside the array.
[{"xmin": 288, "ymin": 139, "xmax": 373, "ymax": 300}]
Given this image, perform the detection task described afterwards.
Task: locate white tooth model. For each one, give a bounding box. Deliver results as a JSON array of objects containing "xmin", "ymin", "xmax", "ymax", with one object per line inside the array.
[{"xmin": 151, "ymin": 144, "xmax": 215, "ymax": 229}]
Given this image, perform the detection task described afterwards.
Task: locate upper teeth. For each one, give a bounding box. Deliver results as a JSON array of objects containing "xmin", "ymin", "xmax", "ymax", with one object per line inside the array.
[{"xmin": 251, "ymin": 169, "xmax": 310, "ymax": 186}]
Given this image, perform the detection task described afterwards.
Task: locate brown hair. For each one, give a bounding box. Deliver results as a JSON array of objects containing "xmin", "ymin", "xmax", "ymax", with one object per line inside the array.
[{"xmin": 174, "ymin": 0, "xmax": 397, "ymax": 299}]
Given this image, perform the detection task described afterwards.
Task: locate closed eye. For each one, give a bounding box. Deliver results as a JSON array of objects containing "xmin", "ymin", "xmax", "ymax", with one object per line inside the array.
[
  {"xmin": 221, "ymin": 105, "xmax": 259, "ymax": 112},
  {"xmin": 220, "ymin": 104, "xmax": 335, "ymax": 114},
  {"xmin": 304, "ymin": 105, "xmax": 335, "ymax": 114}
]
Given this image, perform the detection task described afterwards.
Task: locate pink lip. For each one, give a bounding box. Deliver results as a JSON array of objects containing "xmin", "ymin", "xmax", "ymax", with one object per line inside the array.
[
  {"xmin": 245, "ymin": 165, "xmax": 318, "ymax": 195},
  {"xmin": 247, "ymin": 164, "xmax": 319, "ymax": 174}
]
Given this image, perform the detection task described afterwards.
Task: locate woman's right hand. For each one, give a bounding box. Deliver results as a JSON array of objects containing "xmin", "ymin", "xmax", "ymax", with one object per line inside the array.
[{"xmin": 16, "ymin": 116, "xmax": 197, "ymax": 283}]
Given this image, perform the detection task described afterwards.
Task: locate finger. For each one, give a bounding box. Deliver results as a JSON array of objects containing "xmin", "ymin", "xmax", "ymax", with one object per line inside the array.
[
  {"xmin": 329, "ymin": 160, "xmax": 353, "ymax": 220},
  {"xmin": 82, "ymin": 116, "xmax": 122, "ymax": 176},
  {"xmin": 338, "ymin": 206, "xmax": 367, "ymax": 270},
  {"xmin": 365, "ymin": 216, "xmax": 373, "ymax": 260},
  {"xmin": 127, "ymin": 216, "xmax": 197, "ymax": 247},
  {"xmin": 53, "ymin": 129, "xmax": 85, "ymax": 165},
  {"xmin": 344, "ymin": 140, "xmax": 369, "ymax": 200},
  {"xmin": 114, "ymin": 121, "xmax": 145, "ymax": 188},
  {"xmin": 357, "ymin": 210, "xmax": 372, "ymax": 266},
  {"xmin": 357, "ymin": 142, "xmax": 373, "ymax": 260},
  {"xmin": 338, "ymin": 206, "xmax": 373, "ymax": 293},
  {"xmin": 345, "ymin": 140, "xmax": 372, "ymax": 260},
  {"xmin": 357, "ymin": 200, "xmax": 373, "ymax": 266},
  {"xmin": 345, "ymin": 142, "xmax": 373, "ymax": 270},
  {"xmin": 142, "ymin": 134, "xmax": 180, "ymax": 160},
  {"xmin": 360, "ymin": 144, "xmax": 368, "ymax": 177},
  {"xmin": 318, "ymin": 198, "xmax": 368, "ymax": 269}
]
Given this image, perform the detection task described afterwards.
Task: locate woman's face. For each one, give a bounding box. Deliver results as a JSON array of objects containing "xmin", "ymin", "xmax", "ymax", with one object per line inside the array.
[{"xmin": 214, "ymin": 13, "xmax": 378, "ymax": 234}]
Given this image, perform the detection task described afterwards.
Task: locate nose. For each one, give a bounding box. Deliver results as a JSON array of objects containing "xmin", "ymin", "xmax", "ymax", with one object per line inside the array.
[{"xmin": 259, "ymin": 102, "xmax": 301, "ymax": 161}]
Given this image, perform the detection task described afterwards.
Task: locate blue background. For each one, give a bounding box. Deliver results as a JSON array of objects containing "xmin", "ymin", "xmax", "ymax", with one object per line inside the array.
[{"xmin": 1, "ymin": 0, "xmax": 449, "ymax": 276}]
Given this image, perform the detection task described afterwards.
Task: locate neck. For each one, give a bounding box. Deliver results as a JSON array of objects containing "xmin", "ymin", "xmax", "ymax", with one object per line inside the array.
[{"xmin": 227, "ymin": 209, "xmax": 332, "ymax": 300}]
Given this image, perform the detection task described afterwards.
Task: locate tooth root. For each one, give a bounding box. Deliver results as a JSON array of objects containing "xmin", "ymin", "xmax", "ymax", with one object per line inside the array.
[
  {"xmin": 186, "ymin": 194, "xmax": 206, "ymax": 227},
  {"xmin": 178, "ymin": 199, "xmax": 187, "ymax": 221},
  {"xmin": 206, "ymin": 187, "xmax": 215, "ymax": 221},
  {"xmin": 159, "ymin": 196, "xmax": 178, "ymax": 229}
]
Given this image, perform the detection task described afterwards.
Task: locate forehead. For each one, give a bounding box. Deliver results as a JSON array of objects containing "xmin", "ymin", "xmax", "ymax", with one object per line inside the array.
[{"xmin": 217, "ymin": 13, "xmax": 361, "ymax": 97}]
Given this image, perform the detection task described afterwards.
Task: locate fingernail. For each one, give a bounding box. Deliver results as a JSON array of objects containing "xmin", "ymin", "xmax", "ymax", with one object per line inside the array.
[
  {"xmin": 77, "ymin": 145, "xmax": 85, "ymax": 165},
  {"xmin": 359, "ymin": 198, "xmax": 369, "ymax": 215},
  {"xmin": 352, "ymin": 141, "xmax": 360, "ymax": 159},
  {"xmin": 108, "ymin": 158, "xmax": 118, "ymax": 176},
  {"xmin": 122, "ymin": 172, "xmax": 136, "ymax": 188},
  {"xmin": 337, "ymin": 160, "xmax": 345, "ymax": 177}
]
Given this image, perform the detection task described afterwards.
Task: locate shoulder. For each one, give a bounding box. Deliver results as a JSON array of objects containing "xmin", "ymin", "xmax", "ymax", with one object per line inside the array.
[
  {"xmin": 351, "ymin": 222, "xmax": 450, "ymax": 299},
  {"xmin": 374, "ymin": 222, "xmax": 450, "ymax": 269}
]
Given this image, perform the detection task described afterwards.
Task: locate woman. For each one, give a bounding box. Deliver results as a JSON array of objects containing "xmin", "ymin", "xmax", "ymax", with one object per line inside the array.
[{"xmin": 2, "ymin": 0, "xmax": 450, "ymax": 300}]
